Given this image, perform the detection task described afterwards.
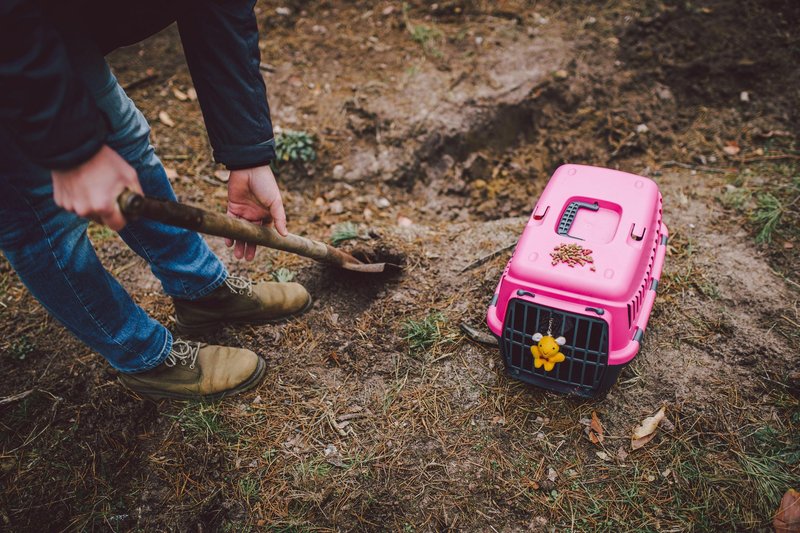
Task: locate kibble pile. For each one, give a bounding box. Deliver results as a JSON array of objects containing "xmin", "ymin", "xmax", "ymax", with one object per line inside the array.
[{"xmin": 550, "ymin": 243, "xmax": 596, "ymax": 271}]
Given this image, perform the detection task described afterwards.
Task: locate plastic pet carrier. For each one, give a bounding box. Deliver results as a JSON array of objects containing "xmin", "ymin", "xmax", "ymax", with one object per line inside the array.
[{"xmin": 486, "ymin": 164, "xmax": 668, "ymax": 398}]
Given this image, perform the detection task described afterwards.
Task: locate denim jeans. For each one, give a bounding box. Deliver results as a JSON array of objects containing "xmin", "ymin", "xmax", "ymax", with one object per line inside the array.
[{"xmin": 0, "ymin": 41, "xmax": 227, "ymax": 373}]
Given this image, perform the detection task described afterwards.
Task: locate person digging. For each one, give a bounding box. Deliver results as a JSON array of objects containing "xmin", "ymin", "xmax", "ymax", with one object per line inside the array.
[{"xmin": 0, "ymin": 0, "xmax": 310, "ymax": 400}]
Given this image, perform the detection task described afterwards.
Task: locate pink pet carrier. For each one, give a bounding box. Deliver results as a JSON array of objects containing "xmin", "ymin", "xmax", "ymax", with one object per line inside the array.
[{"xmin": 486, "ymin": 164, "xmax": 668, "ymax": 397}]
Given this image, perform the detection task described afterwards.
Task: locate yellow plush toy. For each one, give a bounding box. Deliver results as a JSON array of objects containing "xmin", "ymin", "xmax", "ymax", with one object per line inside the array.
[{"xmin": 531, "ymin": 333, "xmax": 567, "ymax": 371}]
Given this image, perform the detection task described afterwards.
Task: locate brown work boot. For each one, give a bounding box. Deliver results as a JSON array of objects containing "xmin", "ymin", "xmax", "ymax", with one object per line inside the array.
[
  {"xmin": 173, "ymin": 275, "xmax": 311, "ymax": 335},
  {"xmin": 118, "ymin": 340, "xmax": 266, "ymax": 401}
]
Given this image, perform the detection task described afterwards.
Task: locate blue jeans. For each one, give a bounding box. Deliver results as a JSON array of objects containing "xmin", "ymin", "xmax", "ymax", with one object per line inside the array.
[{"xmin": 0, "ymin": 43, "xmax": 227, "ymax": 373}]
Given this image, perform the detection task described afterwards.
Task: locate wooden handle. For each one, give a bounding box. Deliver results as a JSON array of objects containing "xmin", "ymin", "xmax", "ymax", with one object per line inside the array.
[{"xmin": 118, "ymin": 190, "xmax": 358, "ymax": 267}]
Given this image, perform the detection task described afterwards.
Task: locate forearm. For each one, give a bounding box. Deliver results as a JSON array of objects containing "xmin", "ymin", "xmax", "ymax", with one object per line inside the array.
[{"xmin": 177, "ymin": 0, "xmax": 276, "ymax": 170}]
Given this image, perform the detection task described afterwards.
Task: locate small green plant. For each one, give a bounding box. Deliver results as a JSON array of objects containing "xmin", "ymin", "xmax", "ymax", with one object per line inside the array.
[
  {"xmin": 751, "ymin": 192, "xmax": 784, "ymax": 243},
  {"xmin": 295, "ymin": 458, "xmax": 331, "ymax": 480},
  {"xmin": 402, "ymin": 312, "xmax": 445, "ymax": 353},
  {"xmin": 331, "ymin": 222, "xmax": 359, "ymax": 246},
  {"xmin": 402, "ymin": 3, "xmax": 444, "ymax": 57},
  {"xmin": 87, "ymin": 222, "xmax": 115, "ymax": 242},
  {"xmin": 275, "ymin": 130, "xmax": 316, "ymax": 164},
  {"xmin": 9, "ymin": 336, "xmax": 34, "ymax": 361},
  {"xmin": 174, "ymin": 402, "xmax": 232, "ymax": 443},
  {"xmin": 272, "ymin": 267, "xmax": 295, "ymax": 283},
  {"xmin": 238, "ymin": 476, "xmax": 260, "ymax": 503}
]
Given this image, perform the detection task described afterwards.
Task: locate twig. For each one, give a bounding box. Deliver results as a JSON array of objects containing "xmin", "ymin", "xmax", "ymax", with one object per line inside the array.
[
  {"xmin": 460, "ymin": 242, "xmax": 516, "ymax": 272},
  {"xmin": 460, "ymin": 322, "xmax": 497, "ymax": 347},
  {"xmin": 123, "ymin": 73, "xmax": 159, "ymax": 92},
  {"xmin": 259, "ymin": 62, "xmax": 276, "ymax": 73},
  {"xmin": 738, "ymin": 154, "xmax": 800, "ymax": 163},
  {"xmin": 660, "ymin": 160, "xmax": 730, "ymax": 174},
  {"xmin": 0, "ymin": 389, "xmax": 34, "ymax": 407}
]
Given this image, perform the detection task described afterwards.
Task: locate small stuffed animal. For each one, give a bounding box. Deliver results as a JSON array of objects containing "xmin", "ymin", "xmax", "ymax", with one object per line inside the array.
[{"xmin": 531, "ymin": 333, "xmax": 567, "ymax": 371}]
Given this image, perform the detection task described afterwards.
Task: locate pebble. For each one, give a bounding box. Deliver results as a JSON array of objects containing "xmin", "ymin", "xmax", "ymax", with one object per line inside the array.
[
  {"xmin": 332, "ymin": 164, "xmax": 345, "ymax": 180},
  {"xmin": 375, "ymin": 197, "xmax": 391, "ymax": 209},
  {"xmin": 329, "ymin": 200, "xmax": 344, "ymax": 215}
]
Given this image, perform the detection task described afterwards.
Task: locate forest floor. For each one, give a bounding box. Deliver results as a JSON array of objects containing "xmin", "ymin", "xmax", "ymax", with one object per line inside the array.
[{"xmin": 1, "ymin": 1, "xmax": 798, "ymax": 531}]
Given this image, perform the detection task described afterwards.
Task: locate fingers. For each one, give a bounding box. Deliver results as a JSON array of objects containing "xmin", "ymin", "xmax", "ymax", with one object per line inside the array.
[
  {"xmin": 271, "ymin": 195, "xmax": 288, "ymax": 237},
  {"xmin": 233, "ymin": 239, "xmax": 245, "ymax": 259},
  {"xmin": 245, "ymin": 242, "xmax": 257, "ymax": 261},
  {"xmin": 101, "ymin": 205, "xmax": 127, "ymax": 232},
  {"xmin": 244, "ymin": 219, "xmax": 261, "ymax": 261}
]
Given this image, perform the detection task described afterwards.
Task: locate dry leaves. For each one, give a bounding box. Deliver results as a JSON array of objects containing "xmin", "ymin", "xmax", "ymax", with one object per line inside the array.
[
  {"xmin": 631, "ymin": 405, "xmax": 667, "ymax": 450},
  {"xmin": 158, "ymin": 111, "xmax": 175, "ymax": 127},
  {"xmin": 213, "ymin": 170, "xmax": 230, "ymax": 183},
  {"xmin": 588, "ymin": 411, "xmax": 604, "ymax": 445}
]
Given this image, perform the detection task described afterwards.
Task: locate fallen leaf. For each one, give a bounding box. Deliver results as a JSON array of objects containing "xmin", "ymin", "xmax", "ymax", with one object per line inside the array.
[
  {"xmin": 547, "ymin": 467, "xmax": 557, "ymax": 482},
  {"xmin": 164, "ymin": 167, "xmax": 178, "ymax": 179},
  {"xmin": 774, "ymin": 488, "xmax": 800, "ymax": 533},
  {"xmin": 722, "ymin": 141, "xmax": 740, "ymax": 156},
  {"xmin": 214, "ymin": 170, "xmax": 230, "ymax": 183},
  {"xmin": 631, "ymin": 406, "xmax": 666, "ymax": 450},
  {"xmin": 590, "ymin": 411, "xmax": 604, "ymax": 443},
  {"xmin": 616, "ymin": 447, "xmax": 629, "ymax": 462},
  {"xmin": 596, "ymin": 451, "xmax": 610, "ymax": 461},
  {"xmin": 158, "ymin": 111, "xmax": 175, "ymax": 127},
  {"xmin": 397, "ymin": 216, "xmax": 413, "ymax": 227},
  {"xmin": 172, "ymin": 88, "xmax": 188, "ymax": 101},
  {"xmin": 324, "ymin": 444, "xmax": 346, "ymax": 467},
  {"xmin": 186, "ymin": 87, "xmax": 197, "ymax": 101}
]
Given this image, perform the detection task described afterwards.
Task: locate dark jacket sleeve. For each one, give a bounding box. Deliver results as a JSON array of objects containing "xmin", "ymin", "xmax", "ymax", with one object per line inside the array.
[
  {"xmin": 0, "ymin": 0, "xmax": 106, "ymax": 170},
  {"xmin": 177, "ymin": 0, "xmax": 276, "ymax": 170}
]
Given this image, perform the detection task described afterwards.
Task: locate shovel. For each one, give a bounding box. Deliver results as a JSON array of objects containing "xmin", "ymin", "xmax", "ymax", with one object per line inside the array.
[{"xmin": 117, "ymin": 190, "xmax": 401, "ymax": 274}]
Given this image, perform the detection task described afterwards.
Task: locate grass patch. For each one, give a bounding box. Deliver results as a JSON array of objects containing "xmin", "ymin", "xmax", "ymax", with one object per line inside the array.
[
  {"xmin": 401, "ymin": 312, "xmax": 445, "ymax": 354},
  {"xmin": 87, "ymin": 221, "xmax": 116, "ymax": 242},
  {"xmin": 752, "ymin": 192, "xmax": 784, "ymax": 243},
  {"xmin": 238, "ymin": 476, "xmax": 260, "ymax": 504},
  {"xmin": 172, "ymin": 402, "xmax": 234, "ymax": 443},
  {"xmin": 402, "ymin": 3, "xmax": 444, "ymax": 57},
  {"xmin": 330, "ymin": 222, "xmax": 359, "ymax": 246},
  {"xmin": 720, "ymin": 163, "xmax": 799, "ymax": 246},
  {"xmin": 295, "ymin": 458, "xmax": 332, "ymax": 481}
]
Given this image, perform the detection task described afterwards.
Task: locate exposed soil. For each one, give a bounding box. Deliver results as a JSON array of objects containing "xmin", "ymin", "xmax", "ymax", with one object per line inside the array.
[{"xmin": 1, "ymin": 1, "xmax": 798, "ymax": 531}]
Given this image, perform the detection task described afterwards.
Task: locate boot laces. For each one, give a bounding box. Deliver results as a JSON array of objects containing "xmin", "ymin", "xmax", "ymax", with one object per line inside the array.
[
  {"xmin": 165, "ymin": 340, "xmax": 200, "ymax": 369},
  {"xmin": 224, "ymin": 275, "xmax": 253, "ymax": 297}
]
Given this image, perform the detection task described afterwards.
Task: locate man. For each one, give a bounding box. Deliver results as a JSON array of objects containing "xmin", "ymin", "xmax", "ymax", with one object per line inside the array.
[{"xmin": 0, "ymin": 0, "xmax": 311, "ymax": 400}]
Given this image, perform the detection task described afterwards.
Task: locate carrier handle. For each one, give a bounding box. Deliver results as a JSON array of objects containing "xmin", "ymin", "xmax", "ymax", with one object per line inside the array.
[{"xmin": 557, "ymin": 201, "xmax": 599, "ymax": 237}]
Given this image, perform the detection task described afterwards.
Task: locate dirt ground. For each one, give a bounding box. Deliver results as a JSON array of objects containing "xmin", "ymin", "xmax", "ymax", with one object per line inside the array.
[{"xmin": 1, "ymin": 1, "xmax": 799, "ymax": 531}]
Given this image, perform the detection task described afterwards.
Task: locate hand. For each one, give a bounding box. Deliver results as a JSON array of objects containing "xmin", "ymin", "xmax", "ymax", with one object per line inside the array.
[
  {"xmin": 226, "ymin": 165, "xmax": 287, "ymax": 261},
  {"xmin": 51, "ymin": 145, "xmax": 143, "ymax": 231}
]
